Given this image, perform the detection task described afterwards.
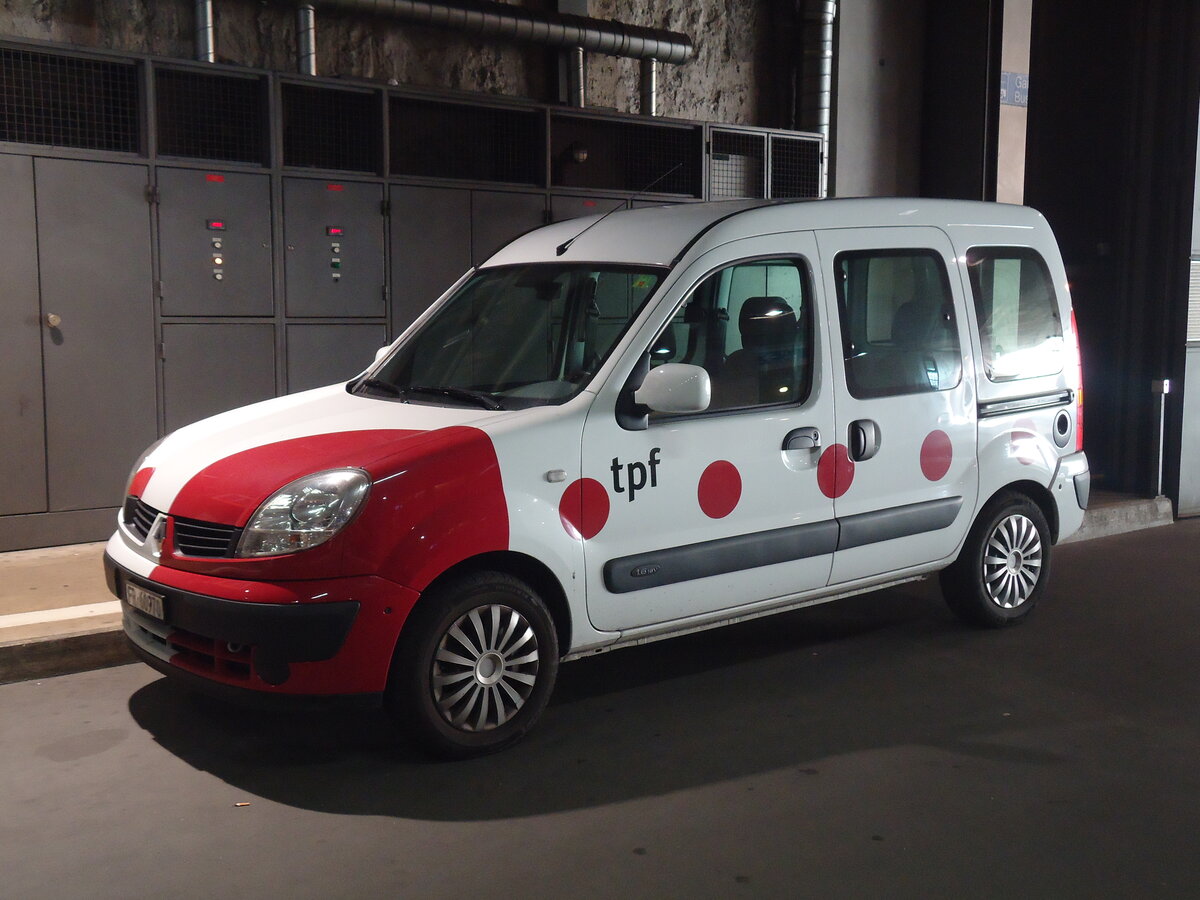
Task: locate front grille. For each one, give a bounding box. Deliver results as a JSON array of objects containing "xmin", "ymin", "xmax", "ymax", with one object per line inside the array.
[
  {"xmin": 123, "ymin": 496, "xmax": 159, "ymax": 540},
  {"xmin": 173, "ymin": 516, "xmax": 240, "ymax": 558}
]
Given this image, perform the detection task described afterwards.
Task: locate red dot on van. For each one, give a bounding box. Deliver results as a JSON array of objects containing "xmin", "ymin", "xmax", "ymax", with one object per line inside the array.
[
  {"xmin": 817, "ymin": 444, "xmax": 854, "ymax": 499},
  {"xmin": 559, "ymin": 477, "xmax": 609, "ymax": 541},
  {"xmin": 698, "ymin": 460, "xmax": 741, "ymax": 518},
  {"xmin": 920, "ymin": 430, "xmax": 953, "ymax": 481}
]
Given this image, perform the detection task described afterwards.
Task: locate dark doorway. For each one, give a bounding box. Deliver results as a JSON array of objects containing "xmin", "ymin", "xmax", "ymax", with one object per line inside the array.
[{"xmin": 1023, "ymin": 0, "xmax": 1200, "ymax": 498}]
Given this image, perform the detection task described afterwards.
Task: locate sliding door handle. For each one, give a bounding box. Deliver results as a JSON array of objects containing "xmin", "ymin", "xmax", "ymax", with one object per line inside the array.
[{"xmin": 849, "ymin": 419, "xmax": 881, "ymax": 461}]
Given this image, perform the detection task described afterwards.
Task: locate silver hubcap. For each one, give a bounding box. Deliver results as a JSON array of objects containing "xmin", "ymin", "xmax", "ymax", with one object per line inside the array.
[
  {"xmin": 983, "ymin": 513, "xmax": 1043, "ymax": 609},
  {"xmin": 432, "ymin": 604, "xmax": 540, "ymax": 732}
]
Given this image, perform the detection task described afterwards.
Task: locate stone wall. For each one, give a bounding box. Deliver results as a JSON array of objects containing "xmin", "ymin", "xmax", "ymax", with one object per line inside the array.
[{"xmin": 0, "ymin": 0, "xmax": 766, "ymax": 124}]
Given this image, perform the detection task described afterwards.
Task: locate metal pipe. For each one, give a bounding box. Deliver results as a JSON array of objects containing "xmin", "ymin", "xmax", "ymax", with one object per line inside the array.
[
  {"xmin": 311, "ymin": 0, "xmax": 694, "ymax": 64},
  {"xmin": 640, "ymin": 58, "xmax": 657, "ymax": 116},
  {"xmin": 195, "ymin": 0, "xmax": 215, "ymax": 63},
  {"xmin": 298, "ymin": 4, "xmax": 318, "ymax": 75},
  {"xmin": 799, "ymin": 0, "xmax": 836, "ymax": 138},
  {"xmin": 567, "ymin": 46, "xmax": 586, "ymax": 107}
]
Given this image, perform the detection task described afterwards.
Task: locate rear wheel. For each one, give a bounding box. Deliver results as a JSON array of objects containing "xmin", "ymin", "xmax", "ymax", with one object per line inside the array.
[
  {"xmin": 387, "ymin": 571, "xmax": 559, "ymax": 758},
  {"xmin": 940, "ymin": 491, "xmax": 1051, "ymax": 628}
]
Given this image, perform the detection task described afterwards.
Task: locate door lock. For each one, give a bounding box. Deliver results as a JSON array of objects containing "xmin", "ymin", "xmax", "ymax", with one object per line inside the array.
[{"xmin": 44, "ymin": 313, "xmax": 62, "ymax": 329}]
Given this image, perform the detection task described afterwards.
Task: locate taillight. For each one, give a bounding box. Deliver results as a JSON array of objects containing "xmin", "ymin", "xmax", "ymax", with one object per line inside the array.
[{"xmin": 1070, "ymin": 309, "xmax": 1084, "ymax": 452}]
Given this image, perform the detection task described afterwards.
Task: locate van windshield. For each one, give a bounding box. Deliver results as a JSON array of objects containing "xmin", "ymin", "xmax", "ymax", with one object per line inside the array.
[{"xmin": 358, "ymin": 264, "xmax": 665, "ymax": 409}]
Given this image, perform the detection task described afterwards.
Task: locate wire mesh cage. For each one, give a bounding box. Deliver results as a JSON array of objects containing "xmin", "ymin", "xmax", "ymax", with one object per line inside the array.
[
  {"xmin": 155, "ymin": 68, "xmax": 268, "ymax": 165},
  {"xmin": 282, "ymin": 83, "xmax": 381, "ymax": 173},
  {"xmin": 769, "ymin": 134, "xmax": 823, "ymax": 198},
  {"xmin": 551, "ymin": 114, "xmax": 701, "ymax": 197},
  {"xmin": 390, "ymin": 96, "xmax": 543, "ymax": 185},
  {"xmin": 709, "ymin": 129, "xmax": 766, "ymax": 199},
  {"xmin": 0, "ymin": 46, "xmax": 140, "ymax": 153}
]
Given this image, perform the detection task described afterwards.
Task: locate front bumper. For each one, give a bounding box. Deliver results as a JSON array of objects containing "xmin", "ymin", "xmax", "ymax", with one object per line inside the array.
[{"xmin": 104, "ymin": 551, "xmax": 419, "ymax": 696}]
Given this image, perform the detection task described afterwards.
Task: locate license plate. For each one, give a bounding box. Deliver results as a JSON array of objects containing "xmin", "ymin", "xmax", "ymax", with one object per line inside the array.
[{"xmin": 125, "ymin": 582, "xmax": 165, "ymax": 620}]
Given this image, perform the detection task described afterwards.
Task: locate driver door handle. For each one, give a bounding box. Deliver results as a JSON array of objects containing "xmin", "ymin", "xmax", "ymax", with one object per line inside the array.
[{"xmin": 783, "ymin": 427, "xmax": 822, "ymax": 452}]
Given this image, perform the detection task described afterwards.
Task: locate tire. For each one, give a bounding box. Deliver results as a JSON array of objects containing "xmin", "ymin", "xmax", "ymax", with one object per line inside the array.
[
  {"xmin": 387, "ymin": 571, "xmax": 559, "ymax": 759},
  {"xmin": 940, "ymin": 491, "xmax": 1052, "ymax": 628}
]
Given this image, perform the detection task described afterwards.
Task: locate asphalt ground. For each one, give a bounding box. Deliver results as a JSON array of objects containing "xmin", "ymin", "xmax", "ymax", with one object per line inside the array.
[{"xmin": 1, "ymin": 520, "xmax": 1198, "ymax": 898}]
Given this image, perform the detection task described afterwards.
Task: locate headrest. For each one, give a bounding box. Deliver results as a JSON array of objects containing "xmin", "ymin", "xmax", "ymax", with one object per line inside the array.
[
  {"xmin": 892, "ymin": 301, "xmax": 935, "ymax": 348},
  {"xmin": 739, "ymin": 296, "xmax": 796, "ymax": 352}
]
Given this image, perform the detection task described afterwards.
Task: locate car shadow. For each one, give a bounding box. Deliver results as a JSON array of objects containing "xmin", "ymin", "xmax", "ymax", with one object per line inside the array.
[{"xmin": 127, "ymin": 578, "xmax": 1066, "ymax": 821}]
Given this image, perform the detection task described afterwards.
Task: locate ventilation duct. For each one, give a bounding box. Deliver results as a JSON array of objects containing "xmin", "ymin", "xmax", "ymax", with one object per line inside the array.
[
  {"xmin": 799, "ymin": 0, "xmax": 837, "ymax": 139},
  {"xmin": 311, "ymin": 0, "xmax": 694, "ymax": 64}
]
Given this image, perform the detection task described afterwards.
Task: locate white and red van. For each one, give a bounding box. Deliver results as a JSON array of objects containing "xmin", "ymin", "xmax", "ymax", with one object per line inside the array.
[{"xmin": 105, "ymin": 198, "xmax": 1090, "ymax": 756}]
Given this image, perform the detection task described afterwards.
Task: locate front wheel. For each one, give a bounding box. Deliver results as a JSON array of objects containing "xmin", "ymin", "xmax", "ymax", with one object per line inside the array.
[
  {"xmin": 387, "ymin": 571, "xmax": 559, "ymax": 759},
  {"xmin": 940, "ymin": 491, "xmax": 1052, "ymax": 628}
]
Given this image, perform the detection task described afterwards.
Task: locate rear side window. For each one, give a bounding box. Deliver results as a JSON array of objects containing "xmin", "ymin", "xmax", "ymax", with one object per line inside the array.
[
  {"xmin": 834, "ymin": 250, "xmax": 962, "ymax": 399},
  {"xmin": 965, "ymin": 247, "xmax": 1063, "ymax": 381}
]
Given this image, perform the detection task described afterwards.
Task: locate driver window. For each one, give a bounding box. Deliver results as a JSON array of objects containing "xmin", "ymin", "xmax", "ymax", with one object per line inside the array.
[{"xmin": 650, "ymin": 257, "xmax": 813, "ymax": 413}]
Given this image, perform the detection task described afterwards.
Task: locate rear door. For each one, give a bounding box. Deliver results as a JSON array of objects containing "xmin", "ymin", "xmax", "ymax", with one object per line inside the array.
[{"xmin": 815, "ymin": 227, "xmax": 979, "ymax": 585}]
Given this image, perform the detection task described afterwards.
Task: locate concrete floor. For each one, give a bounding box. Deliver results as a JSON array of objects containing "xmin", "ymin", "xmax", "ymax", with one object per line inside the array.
[{"xmin": 2, "ymin": 521, "xmax": 1199, "ymax": 898}]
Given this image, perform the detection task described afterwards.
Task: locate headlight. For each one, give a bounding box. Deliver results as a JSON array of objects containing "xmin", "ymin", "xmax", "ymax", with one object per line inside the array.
[
  {"xmin": 126, "ymin": 436, "xmax": 165, "ymax": 495},
  {"xmin": 236, "ymin": 469, "xmax": 371, "ymax": 558}
]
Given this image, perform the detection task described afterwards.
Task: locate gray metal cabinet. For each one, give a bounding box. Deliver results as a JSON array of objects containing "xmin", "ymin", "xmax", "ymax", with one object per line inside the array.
[
  {"xmin": 0, "ymin": 154, "xmax": 47, "ymax": 515},
  {"xmin": 550, "ymin": 194, "xmax": 627, "ymax": 223},
  {"xmin": 471, "ymin": 190, "xmax": 547, "ymax": 265},
  {"xmin": 286, "ymin": 324, "xmax": 387, "ymax": 394},
  {"xmin": 162, "ymin": 324, "xmax": 276, "ymax": 433},
  {"xmin": 158, "ymin": 168, "xmax": 274, "ymax": 316},
  {"xmin": 35, "ymin": 158, "xmax": 157, "ymax": 511},
  {"xmin": 389, "ymin": 185, "xmax": 471, "ymax": 332},
  {"xmin": 284, "ymin": 178, "xmax": 385, "ymax": 317}
]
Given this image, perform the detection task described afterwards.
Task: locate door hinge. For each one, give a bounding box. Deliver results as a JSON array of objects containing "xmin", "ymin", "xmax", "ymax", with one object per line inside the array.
[
  {"xmin": 144, "ymin": 184, "xmax": 160, "ymax": 205},
  {"xmin": 543, "ymin": 208, "xmax": 553, "ymax": 225},
  {"xmin": 381, "ymin": 198, "xmax": 391, "ymax": 216},
  {"xmin": 154, "ymin": 279, "xmax": 164, "ymax": 299},
  {"xmin": 157, "ymin": 341, "xmax": 166, "ymax": 360}
]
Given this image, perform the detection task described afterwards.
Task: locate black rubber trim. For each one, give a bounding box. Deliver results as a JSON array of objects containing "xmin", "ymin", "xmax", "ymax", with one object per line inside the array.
[
  {"xmin": 1074, "ymin": 470, "xmax": 1091, "ymax": 510},
  {"xmin": 836, "ymin": 496, "xmax": 963, "ymax": 551},
  {"xmin": 668, "ymin": 200, "xmax": 784, "ymax": 266},
  {"xmin": 105, "ymin": 553, "xmax": 359, "ymax": 663},
  {"xmin": 126, "ymin": 639, "xmax": 382, "ymax": 710},
  {"xmin": 978, "ymin": 390, "xmax": 1073, "ymax": 418},
  {"xmin": 604, "ymin": 519, "xmax": 839, "ymax": 593}
]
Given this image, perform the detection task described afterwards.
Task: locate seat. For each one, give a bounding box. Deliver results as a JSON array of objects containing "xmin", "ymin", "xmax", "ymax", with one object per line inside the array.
[{"xmin": 711, "ymin": 296, "xmax": 798, "ymax": 409}]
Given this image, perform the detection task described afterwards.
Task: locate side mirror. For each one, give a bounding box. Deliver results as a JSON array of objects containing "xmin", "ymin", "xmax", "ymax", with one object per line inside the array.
[
  {"xmin": 374, "ymin": 345, "xmax": 391, "ymax": 363},
  {"xmin": 633, "ymin": 363, "xmax": 711, "ymax": 414}
]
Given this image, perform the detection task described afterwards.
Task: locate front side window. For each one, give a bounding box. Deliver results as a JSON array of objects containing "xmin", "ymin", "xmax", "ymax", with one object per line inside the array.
[
  {"xmin": 835, "ymin": 250, "xmax": 962, "ymax": 399},
  {"xmin": 363, "ymin": 264, "xmax": 663, "ymax": 408},
  {"xmin": 650, "ymin": 257, "xmax": 813, "ymax": 413},
  {"xmin": 965, "ymin": 247, "xmax": 1063, "ymax": 381}
]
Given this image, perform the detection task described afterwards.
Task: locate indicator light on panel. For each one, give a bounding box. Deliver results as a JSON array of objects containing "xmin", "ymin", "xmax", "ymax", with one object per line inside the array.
[
  {"xmin": 326, "ymin": 226, "xmax": 344, "ymax": 236},
  {"xmin": 212, "ymin": 255, "xmax": 225, "ymax": 266},
  {"xmin": 207, "ymin": 219, "xmax": 226, "ymax": 231}
]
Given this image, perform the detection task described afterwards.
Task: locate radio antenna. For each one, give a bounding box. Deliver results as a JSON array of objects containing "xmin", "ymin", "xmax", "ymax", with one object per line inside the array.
[{"xmin": 555, "ymin": 162, "xmax": 684, "ymax": 256}]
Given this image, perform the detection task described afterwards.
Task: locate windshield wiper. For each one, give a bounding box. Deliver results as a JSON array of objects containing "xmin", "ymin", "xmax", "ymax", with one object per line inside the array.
[
  {"xmin": 406, "ymin": 385, "xmax": 505, "ymax": 410},
  {"xmin": 354, "ymin": 377, "xmax": 402, "ymax": 397}
]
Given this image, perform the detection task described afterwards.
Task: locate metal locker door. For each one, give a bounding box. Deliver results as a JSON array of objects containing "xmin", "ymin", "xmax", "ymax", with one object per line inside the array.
[
  {"xmin": 162, "ymin": 324, "xmax": 276, "ymax": 432},
  {"xmin": 390, "ymin": 185, "xmax": 471, "ymax": 332},
  {"xmin": 284, "ymin": 178, "xmax": 385, "ymax": 317},
  {"xmin": 35, "ymin": 158, "xmax": 157, "ymax": 512},
  {"xmin": 286, "ymin": 323, "xmax": 387, "ymax": 393},
  {"xmin": 158, "ymin": 168, "xmax": 274, "ymax": 316},
  {"xmin": 550, "ymin": 194, "xmax": 627, "ymax": 223},
  {"xmin": 471, "ymin": 190, "xmax": 547, "ymax": 265},
  {"xmin": 0, "ymin": 154, "xmax": 47, "ymax": 515}
]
